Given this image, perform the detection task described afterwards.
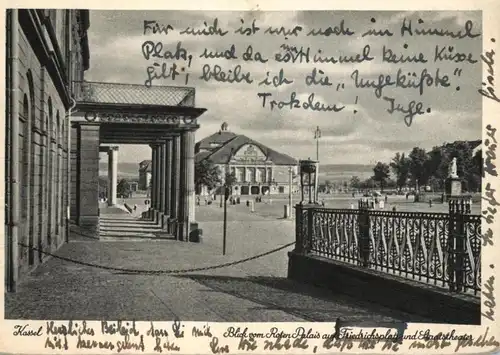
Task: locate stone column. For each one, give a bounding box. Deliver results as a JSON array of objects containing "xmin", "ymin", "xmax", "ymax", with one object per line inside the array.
[
  {"xmin": 154, "ymin": 143, "xmax": 162, "ymax": 221},
  {"xmin": 163, "ymin": 139, "xmax": 172, "ymax": 228},
  {"xmin": 77, "ymin": 123, "xmax": 100, "ymax": 233},
  {"xmin": 107, "ymin": 146, "xmax": 118, "ymax": 206},
  {"xmin": 178, "ymin": 131, "xmax": 196, "ymax": 241},
  {"xmin": 150, "ymin": 144, "xmax": 156, "ymax": 218},
  {"xmin": 169, "ymin": 136, "xmax": 180, "ymax": 236},
  {"xmin": 159, "ymin": 143, "xmax": 166, "ymax": 213}
]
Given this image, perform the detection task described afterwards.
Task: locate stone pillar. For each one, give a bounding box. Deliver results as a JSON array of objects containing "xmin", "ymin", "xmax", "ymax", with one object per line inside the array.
[
  {"xmin": 77, "ymin": 123, "xmax": 100, "ymax": 232},
  {"xmin": 163, "ymin": 139, "xmax": 172, "ymax": 228},
  {"xmin": 150, "ymin": 145, "xmax": 156, "ymax": 216},
  {"xmin": 169, "ymin": 136, "xmax": 180, "ymax": 236},
  {"xmin": 107, "ymin": 146, "xmax": 118, "ymax": 206},
  {"xmin": 178, "ymin": 131, "xmax": 196, "ymax": 241},
  {"xmin": 154, "ymin": 143, "xmax": 162, "ymax": 221},
  {"xmin": 159, "ymin": 143, "xmax": 166, "ymax": 213}
]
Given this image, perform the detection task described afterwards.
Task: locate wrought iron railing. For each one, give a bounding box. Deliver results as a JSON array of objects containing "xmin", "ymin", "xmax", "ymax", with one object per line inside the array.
[
  {"xmin": 72, "ymin": 81, "xmax": 195, "ymax": 107},
  {"xmin": 295, "ymin": 200, "xmax": 481, "ymax": 295}
]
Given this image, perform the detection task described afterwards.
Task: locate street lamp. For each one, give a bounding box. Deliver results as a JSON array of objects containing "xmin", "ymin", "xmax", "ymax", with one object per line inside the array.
[
  {"xmin": 222, "ymin": 148, "xmax": 234, "ymax": 256},
  {"xmin": 314, "ymin": 126, "xmax": 321, "ymax": 162},
  {"xmin": 299, "ymin": 159, "xmax": 319, "ymax": 205}
]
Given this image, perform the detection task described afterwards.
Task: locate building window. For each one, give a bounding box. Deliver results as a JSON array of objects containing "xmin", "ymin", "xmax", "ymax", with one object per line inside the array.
[{"xmin": 47, "ymin": 97, "xmax": 53, "ymax": 245}]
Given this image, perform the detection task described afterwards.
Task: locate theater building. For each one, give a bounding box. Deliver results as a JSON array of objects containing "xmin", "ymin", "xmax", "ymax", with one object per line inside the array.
[
  {"xmin": 195, "ymin": 123, "xmax": 299, "ymax": 196},
  {"xmin": 5, "ymin": 9, "xmax": 90, "ymax": 290}
]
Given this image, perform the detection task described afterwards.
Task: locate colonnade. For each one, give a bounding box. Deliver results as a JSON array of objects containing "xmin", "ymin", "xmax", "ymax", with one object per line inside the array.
[{"xmin": 148, "ymin": 131, "xmax": 197, "ymax": 241}]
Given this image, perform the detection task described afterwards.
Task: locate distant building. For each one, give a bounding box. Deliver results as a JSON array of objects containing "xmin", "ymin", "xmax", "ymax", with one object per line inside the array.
[
  {"xmin": 138, "ymin": 160, "xmax": 152, "ymax": 190},
  {"xmin": 195, "ymin": 123, "xmax": 299, "ymax": 196}
]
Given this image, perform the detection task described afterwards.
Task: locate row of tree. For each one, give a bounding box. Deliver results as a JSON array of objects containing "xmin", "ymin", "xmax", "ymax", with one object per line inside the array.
[{"xmin": 359, "ymin": 141, "xmax": 482, "ymax": 192}]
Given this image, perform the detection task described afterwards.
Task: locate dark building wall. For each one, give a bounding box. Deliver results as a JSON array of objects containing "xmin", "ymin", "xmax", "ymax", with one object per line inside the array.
[{"xmin": 6, "ymin": 9, "xmax": 89, "ymax": 282}]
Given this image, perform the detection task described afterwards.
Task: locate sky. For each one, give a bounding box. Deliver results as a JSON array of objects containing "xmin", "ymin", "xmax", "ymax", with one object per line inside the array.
[{"xmin": 87, "ymin": 10, "xmax": 483, "ymax": 165}]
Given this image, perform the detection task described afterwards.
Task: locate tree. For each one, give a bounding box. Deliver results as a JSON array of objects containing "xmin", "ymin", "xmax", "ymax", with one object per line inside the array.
[
  {"xmin": 372, "ymin": 162, "xmax": 390, "ymax": 192},
  {"xmin": 390, "ymin": 152, "xmax": 410, "ymax": 191},
  {"xmin": 408, "ymin": 147, "xmax": 429, "ymax": 190},
  {"xmin": 195, "ymin": 159, "xmax": 222, "ymax": 193},
  {"xmin": 350, "ymin": 176, "xmax": 361, "ymax": 189},
  {"xmin": 117, "ymin": 179, "xmax": 130, "ymax": 198}
]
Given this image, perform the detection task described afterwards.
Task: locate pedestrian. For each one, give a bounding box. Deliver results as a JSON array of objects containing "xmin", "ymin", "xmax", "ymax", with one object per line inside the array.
[
  {"xmin": 385, "ymin": 195, "xmax": 388, "ymax": 203},
  {"xmin": 134, "ymin": 204, "xmax": 137, "ymax": 211}
]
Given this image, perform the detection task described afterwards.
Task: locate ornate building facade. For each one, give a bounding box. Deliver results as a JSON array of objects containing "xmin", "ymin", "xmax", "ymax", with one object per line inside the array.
[
  {"xmin": 5, "ymin": 9, "xmax": 90, "ymax": 290},
  {"xmin": 195, "ymin": 123, "xmax": 299, "ymax": 196}
]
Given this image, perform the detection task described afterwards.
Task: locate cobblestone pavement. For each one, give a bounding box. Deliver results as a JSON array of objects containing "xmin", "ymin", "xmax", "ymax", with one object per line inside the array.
[{"xmin": 5, "ymin": 206, "xmax": 432, "ymax": 323}]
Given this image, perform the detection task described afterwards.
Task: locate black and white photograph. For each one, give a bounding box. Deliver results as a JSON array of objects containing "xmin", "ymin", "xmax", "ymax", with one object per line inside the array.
[{"xmin": 3, "ymin": 4, "xmax": 499, "ymax": 352}]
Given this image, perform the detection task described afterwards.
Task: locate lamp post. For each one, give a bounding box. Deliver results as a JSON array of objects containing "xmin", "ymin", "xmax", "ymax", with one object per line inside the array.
[
  {"xmin": 299, "ymin": 159, "xmax": 319, "ymax": 205},
  {"xmin": 314, "ymin": 126, "xmax": 321, "ymax": 162},
  {"xmin": 288, "ymin": 166, "xmax": 293, "ymax": 219},
  {"xmin": 222, "ymin": 149, "xmax": 234, "ymax": 256}
]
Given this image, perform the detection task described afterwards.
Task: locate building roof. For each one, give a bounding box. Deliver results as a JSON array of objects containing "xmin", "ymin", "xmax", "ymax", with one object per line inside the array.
[
  {"xmin": 196, "ymin": 129, "xmax": 297, "ymax": 166},
  {"xmin": 195, "ymin": 131, "xmax": 238, "ymax": 152}
]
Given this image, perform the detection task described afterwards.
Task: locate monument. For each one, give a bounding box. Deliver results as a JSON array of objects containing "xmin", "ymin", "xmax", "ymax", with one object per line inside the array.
[{"xmin": 446, "ymin": 157, "xmax": 462, "ymax": 199}]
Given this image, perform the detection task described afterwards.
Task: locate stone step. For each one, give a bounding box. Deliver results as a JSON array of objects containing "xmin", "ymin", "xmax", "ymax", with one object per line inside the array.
[{"xmin": 99, "ymin": 232, "xmax": 174, "ymax": 241}]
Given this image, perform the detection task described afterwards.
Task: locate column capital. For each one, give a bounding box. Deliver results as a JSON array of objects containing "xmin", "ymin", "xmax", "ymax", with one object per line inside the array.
[{"xmin": 108, "ymin": 146, "xmax": 119, "ymax": 152}]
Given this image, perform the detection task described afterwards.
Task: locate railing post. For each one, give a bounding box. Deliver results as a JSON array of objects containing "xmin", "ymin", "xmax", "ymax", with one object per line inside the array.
[
  {"xmin": 306, "ymin": 206, "xmax": 314, "ymax": 254},
  {"xmin": 448, "ymin": 198, "xmax": 468, "ymax": 292},
  {"xmin": 294, "ymin": 204, "xmax": 304, "ymax": 254},
  {"xmin": 358, "ymin": 200, "xmax": 370, "ymax": 267}
]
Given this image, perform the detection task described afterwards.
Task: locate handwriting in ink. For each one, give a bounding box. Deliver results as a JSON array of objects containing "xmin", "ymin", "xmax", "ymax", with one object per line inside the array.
[
  {"xmin": 210, "ymin": 337, "xmax": 230, "ymax": 354},
  {"xmin": 235, "ymin": 19, "xmax": 260, "ymax": 36},
  {"xmin": 479, "ymin": 39, "xmax": 500, "ymax": 103},
  {"xmin": 180, "ymin": 18, "xmax": 228, "ymax": 36},
  {"xmin": 484, "ymin": 124, "xmax": 498, "ymax": 177},
  {"xmin": 313, "ymin": 45, "xmax": 373, "ymax": 64},
  {"xmin": 482, "ymin": 275, "xmax": 496, "ymax": 321},
  {"xmin": 434, "ymin": 45, "xmax": 477, "ymax": 64},
  {"xmin": 307, "ymin": 20, "xmax": 355, "ymax": 36},
  {"xmin": 264, "ymin": 25, "xmax": 303, "ymax": 37},
  {"xmin": 455, "ymin": 327, "xmax": 500, "ymax": 351},
  {"xmin": 13, "ymin": 324, "xmax": 43, "ymax": 336},
  {"xmin": 401, "ymin": 19, "xmax": 481, "ymax": 39},
  {"xmin": 351, "ymin": 68, "xmax": 450, "ymax": 98},
  {"xmin": 76, "ymin": 336, "xmax": 115, "ymax": 350},
  {"xmin": 200, "ymin": 64, "xmax": 253, "ymax": 84},
  {"xmin": 305, "ymin": 68, "xmax": 332, "ymax": 86},
  {"xmin": 199, "ymin": 45, "xmax": 237, "ymax": 60},
  {"xmin": 45, "ymin": 335, "xmax": 68, "ymax": 350},
  {"xmin": 408, "ymin": 339, "xmax": 450, "ymax": 350},
  {"xmin": 482, "ymin": 228, "xmax": 494, "ymax": 247},
  {"xmin": 172, "ymin": 319, "xmax": 185, "ymax": 338},
  {"xmin": 46, "ymin": 321, "xmax": 95, "ymax": 336},
  {"xmin": 101, "ymin": 321, "xmax": 139, "ymax": 336},
  {"xmin": 145, "ymin": 62, "xmax": 181, "ymax": 88},
  {"xmin": 258, "ymin": 69, "xmax": 293, "ymax": 87},
  {"xmin": 258, "ymin": 92, "xmax": 345, "ymax": 112},
  {"xmin": 238, "ymin": 337, "xmax": 258, "ymax": 351},
  {"xmin": 154, "ymin": 337, "xmax": 181, "ymax": 352},
  {"xmin": 116, "ymin": 334, "xmax": 145, "ymax": 353},
  {"xmin": 383, "ymin": 96, "xmax": 429, "ymax": 127},
  {"xmin": 141, "ymin": 41, "xmax": 190, "ymax": 62},
  {"xmin": 362, "ymin": 20, "xmax": 394, "ymax": 37},
  {"xmin": 275, "ymin": 44, "xmax": 310, "ymax": 63},
  {"xmin": 263, "ymin": 337, "xmax": 309, "ymax": 350},
  {"xmin": 192, "ymin": 324, "xmax": 212, "ymax": 337},
  {"xmin": 382, "ymin": 44, "xmax": 427, "ymax": 64},
  {"xmin": 242, "ymin": 45, "xmax": 268, "ymax": 63},
  {"xmin": 143, "ymin": 21, "xmax": 174, "ymax": 35},
  {"xmin": 323, "ymin": 337, "xmax": 354, "ymax": 351},
  {"xmin": 483, "ymin": 183, "xmax": 500, "ymax": 208},
  {"xmin": 147, "ymin": 322, "xmax": 169, "ymax": 338}
]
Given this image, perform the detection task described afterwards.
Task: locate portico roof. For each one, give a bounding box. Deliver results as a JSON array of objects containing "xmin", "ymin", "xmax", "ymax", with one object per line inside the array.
[{"xmin": 72, "ymin": 81, "xmax": 207, "ymax": 144}]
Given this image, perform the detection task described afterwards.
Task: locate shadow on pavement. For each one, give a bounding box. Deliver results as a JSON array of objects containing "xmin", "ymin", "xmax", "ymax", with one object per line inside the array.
[{"xmin": 175, "ymin": 274, "xmax": 435, "ymax": 324}]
